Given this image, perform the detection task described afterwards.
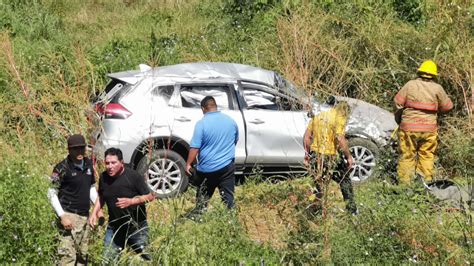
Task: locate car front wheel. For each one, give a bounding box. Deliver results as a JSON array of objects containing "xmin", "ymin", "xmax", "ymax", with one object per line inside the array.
[
  {"xmin": 348, "ymin": 138, "xmax": 379, "ymax": 183},
  {"xmin": 136, "ymin": 149, "xmax": 189, "ymax": 199}
]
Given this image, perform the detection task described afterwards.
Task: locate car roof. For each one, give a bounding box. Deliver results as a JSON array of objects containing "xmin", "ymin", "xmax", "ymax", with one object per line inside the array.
[{"xmin": 108, "ymin": 62, "xmax": 276, "ymax": 86}]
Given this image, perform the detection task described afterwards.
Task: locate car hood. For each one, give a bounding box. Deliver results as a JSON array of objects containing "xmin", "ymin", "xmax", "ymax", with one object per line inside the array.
[{"xmin": 313, "ymin": 97, "xmax": 397, "ymax": 145}]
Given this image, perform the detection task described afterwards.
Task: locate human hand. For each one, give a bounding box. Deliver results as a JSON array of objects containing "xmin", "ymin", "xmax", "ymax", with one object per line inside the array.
[
  {"xmin": 116, "ymin": 198, "xmax": 135, "ymax": 209},
  {"xmin": 88, "ymin": 213, "xmax": 97, "ymax": 228},
  {"xmin": 185, "ymin": 164, "xmax": 193, "ymax": 176},
  {"xmin": 304, "ymin": 155, "xmax": 310, "ymax": 166},
  {"xmin": 61, "ymin": 214, "xmax": 74, "ymax": 230},
  {"xmin": 97, "ymin": 209, "xmax": 105, "ymax": 226},
  {"xmin": 346, "ymin": 156, "xmax": 354, "ymax": 169}
]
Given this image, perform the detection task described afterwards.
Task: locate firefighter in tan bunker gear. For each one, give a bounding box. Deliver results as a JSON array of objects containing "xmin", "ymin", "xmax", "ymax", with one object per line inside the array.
[{"xmin": 394, "ymin": 60, "xmax": 453, "ymax": 185}]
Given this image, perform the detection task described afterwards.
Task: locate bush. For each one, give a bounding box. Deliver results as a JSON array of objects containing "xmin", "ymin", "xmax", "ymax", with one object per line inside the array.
[
  {"xmin": 330, "ymin": 182, "xmax": 471, "ymax": 264},
  {"xmin": 0, "ymin": 160, "xmax": 56, "ymax": 264}
]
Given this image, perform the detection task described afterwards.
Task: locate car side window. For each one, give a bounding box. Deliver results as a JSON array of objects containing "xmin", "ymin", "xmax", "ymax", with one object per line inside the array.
[
  {"xmin": 151, "ymin": 85, "xmax": 174, "ymax": 105},
  {"xmin": 242, "ymin": 87, "xmax": 303, "ymax": 111},
  {"xmin": 242, "ymin": 89, "xmax": 279, "ymax": 110},
  {"xmin": 278, "ymin": 95, "xmax": 304, "ymax": 111},
  {"xmin": 179, "ymin": 85, "xmax": 233, "ymax": 110}
]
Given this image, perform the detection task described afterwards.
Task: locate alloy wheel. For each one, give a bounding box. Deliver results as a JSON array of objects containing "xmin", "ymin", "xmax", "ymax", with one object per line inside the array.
[
  {"xmin": 147, "ymin": 158, "xmax": 182, "ymax": 196},
  {"xmin": 349, "ymin": 145, "xmax": 376, "ymax": 182}
]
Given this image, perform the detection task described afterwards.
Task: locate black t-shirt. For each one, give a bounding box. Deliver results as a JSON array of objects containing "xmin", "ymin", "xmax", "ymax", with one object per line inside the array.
[
  {"xmin": 51, "ymin": 157, "xmax": 95, "ymax": 216},
  {"xmin": 99, "ymin": 168, "xmax": 151, "ymax": 229}
]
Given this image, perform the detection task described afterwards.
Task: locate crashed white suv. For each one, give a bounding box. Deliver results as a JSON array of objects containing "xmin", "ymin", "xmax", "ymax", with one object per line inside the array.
[{"xmin": 93, "ymin": 62, "xmax": 396, "ymax": 198}]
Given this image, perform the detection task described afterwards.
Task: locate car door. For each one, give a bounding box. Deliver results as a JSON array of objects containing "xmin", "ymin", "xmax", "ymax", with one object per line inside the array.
[
  {"xmin": 170, "ymin": 83, "xmax": 246, "ymax": 165},
  {"xmin": 239, "ymin": 82, "xmax": 309, "ymax": 165}
]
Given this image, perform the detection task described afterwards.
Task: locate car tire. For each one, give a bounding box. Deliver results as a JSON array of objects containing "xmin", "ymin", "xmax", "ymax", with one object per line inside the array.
[
  {"xmin": 136, "ymin": 149, "xmax": 189, "ymax": 199},
  {"xmin": 348, "ymin": 137, "xmax": 380, "ymax": 183}
]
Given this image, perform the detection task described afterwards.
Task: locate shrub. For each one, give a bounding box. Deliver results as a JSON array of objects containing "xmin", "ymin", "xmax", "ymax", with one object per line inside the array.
[{"xmin": 0, "ymin": 160, "xmax": 56, "ymax": 264}]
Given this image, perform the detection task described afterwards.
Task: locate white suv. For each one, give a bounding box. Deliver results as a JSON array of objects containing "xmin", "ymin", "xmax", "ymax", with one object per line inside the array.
[{"xmin": 93, "ymin": 62, "xmax": 396, "ymax": 198}]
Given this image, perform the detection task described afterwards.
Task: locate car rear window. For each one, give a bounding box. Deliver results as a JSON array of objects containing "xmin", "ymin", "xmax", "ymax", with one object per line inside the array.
[{"xmin": 106, "ymin": 81, "xmax": 133, "ymax": 104}]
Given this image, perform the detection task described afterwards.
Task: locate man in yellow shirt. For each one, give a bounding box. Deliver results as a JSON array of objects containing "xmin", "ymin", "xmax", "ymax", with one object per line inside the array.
[
  {"xmin": 304, "ymin": 97, "xmax": 356, "ymax": 215},
  {"xmin": 394, "ymin": 60, "xmax": 453, "ymax": 185}
]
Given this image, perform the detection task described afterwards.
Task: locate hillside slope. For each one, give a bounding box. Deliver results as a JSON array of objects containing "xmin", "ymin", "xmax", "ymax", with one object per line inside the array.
[{"xmin": 0, "ymin": 0, "xmax": 472, "ymax": 264}]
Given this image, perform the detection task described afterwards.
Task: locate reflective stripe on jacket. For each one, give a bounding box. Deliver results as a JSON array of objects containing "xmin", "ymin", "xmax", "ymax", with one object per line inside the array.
[{"xmin": 394, "ymin": 78, "xmax": 453, "ymax": 132}]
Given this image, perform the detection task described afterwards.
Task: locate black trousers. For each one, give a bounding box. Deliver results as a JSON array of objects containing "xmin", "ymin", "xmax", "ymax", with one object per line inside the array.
[
  {"xmin": 309, "ymin": 153, "xmax": 356, "ymax": 213},
  {"xmin": 195, "ymin": 162, "xmax": 235, "ymax": 210}
]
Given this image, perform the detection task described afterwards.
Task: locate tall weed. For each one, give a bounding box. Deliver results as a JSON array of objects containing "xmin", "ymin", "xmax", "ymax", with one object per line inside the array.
[
  {"xmin": 0, "ymin": 0, "xmax": 472, "ymax": 264},
  {"xmin": 0, "ymin": 161, "xmax": 56, "ymax": 264}
]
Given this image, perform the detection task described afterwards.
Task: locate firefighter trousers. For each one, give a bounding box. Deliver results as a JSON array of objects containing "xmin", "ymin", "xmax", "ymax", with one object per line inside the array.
[{"xmin": 398, "ymin": 130, "xmax": 438, "ymax": 184}]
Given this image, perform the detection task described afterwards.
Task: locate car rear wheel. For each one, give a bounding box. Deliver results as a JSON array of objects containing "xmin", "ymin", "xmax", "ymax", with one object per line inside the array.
[
  {"xmin": 348, "ymin": 138, "xmax": 379, "ymax": 183},
  {"xmin": 136, "ymin": 149, "xmax": 189, "ymax": 199}
]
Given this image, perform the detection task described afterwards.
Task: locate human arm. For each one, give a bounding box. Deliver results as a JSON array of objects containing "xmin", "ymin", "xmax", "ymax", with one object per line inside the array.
[
  {"xmin": 303, "ymin": 126, "xmax": 313, "ymax": 165},
  {"xmin": 437, "ymin": 87, "xmax": 453, "ymax": 113},
  {"xmin": 394, "ymin": 84, "xmax": 409, "ymax": 124},
  {"xmin": 88, "ymin": 194, "xmax": 105, "ymax": 228},
  {"xmin": 115, "ymin": 170, "xmax": 155, "ymax": 209},
  {"xmin": 115, "ymin": 193, "xmax": 155, "ymax": 209},
  {"xmin": 394, "ymin": 84, "xmax": 408, "ymax": 110},
  {"xmin": 337, "ymin": 135, "xmax": 353, "ymax": 169},
  {"xmin": 115, "ymin": 170, "xmax": 156, "ymax": 209},
  {"xmin": 48, "ymin": 166, "xmax": 75, "ymax": 229},
  {"xmin": 234, "ymin": 122, "xmax": 239, "ymax": 145},
  {"xmin": 47, "ymin": 187, "xmax": 65, "ymax": 217},
  {"xmin": 187, "ymin": 121, "xmax": 203, "ymax": 175},
  {"xmin": 335, "ymin": 113, "xmax": 353, "ymax": 168},
  {"xmin": 89, "ymin": 173, "xmax": 105, "ymax": 227},
  {"xmin": 186, "ymin": 148, "xmax": 199, "ymax": 175},
  {"xmin": 47, "ymin": 187, "xmax": 74, "ymax": 230},
  {"xmin": 89, "ymin": 185, "xmax": 104, "ymax": 221},
  {"xmin": 89, "ymin": 185, "xmax": 98, "ymax": 204}
]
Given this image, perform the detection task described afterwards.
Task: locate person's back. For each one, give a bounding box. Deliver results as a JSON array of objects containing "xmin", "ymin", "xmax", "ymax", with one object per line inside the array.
[
  {"xmin": 395, "ymin": 78, "xmax": 452, "ymax": 132},
  {"xmin": 303, "ymin": 99, "xmax": 356, "ymax": 215},
  {"xmin": 394, "ymin": 60, "xmax": 453, "ymax": 185},
  {"xmin": 307, "ymin": 107, "xmax": 346, "ymax": 156},
  {"xmin": 193, "ymin": 111, "xmax": 238, "ymax": 173},
  {"xmin": 186, "ymin": 96, "xmax": 239, "ymax": 213}
]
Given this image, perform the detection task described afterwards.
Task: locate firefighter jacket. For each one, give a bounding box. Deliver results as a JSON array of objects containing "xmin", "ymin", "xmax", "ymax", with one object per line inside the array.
[{"xmin": 394, "ymin": 78, "xmax": 453, "ymax": 132}]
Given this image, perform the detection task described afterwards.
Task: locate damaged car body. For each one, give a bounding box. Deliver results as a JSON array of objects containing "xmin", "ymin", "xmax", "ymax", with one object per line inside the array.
[{"xmin": 93, "ymin": 62, "xmax": 397, "ymax": 198}]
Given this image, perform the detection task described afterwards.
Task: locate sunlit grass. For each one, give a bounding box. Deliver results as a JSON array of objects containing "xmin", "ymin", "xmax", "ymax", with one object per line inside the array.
[{"xmin": 0, "ymin": 0, "xmax": 471, "ymax": 263}]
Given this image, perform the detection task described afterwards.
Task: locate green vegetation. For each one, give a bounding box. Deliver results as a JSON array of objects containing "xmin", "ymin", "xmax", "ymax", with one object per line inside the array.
[{"xmin": 0, "ymin": 0, "xmax": 472, "ymax": 264}]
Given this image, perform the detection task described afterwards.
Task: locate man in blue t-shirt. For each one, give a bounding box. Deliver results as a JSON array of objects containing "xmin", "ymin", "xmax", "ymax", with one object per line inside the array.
[{"xmin": 186, "ymin": 96, "xmax": 239, "ymax": 213}]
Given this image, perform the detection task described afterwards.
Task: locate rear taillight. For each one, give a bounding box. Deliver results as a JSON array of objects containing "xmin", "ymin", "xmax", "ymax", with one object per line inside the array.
[{"xmin": 95, "ymin": 103, "xmax": 132, "ymax": 119}]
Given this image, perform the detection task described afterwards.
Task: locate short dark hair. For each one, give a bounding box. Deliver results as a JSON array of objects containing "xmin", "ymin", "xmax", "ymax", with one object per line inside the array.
[
  {"xmin": 325, "ymin": 95, "xmax": 337, "ymax": 106},
  {"xmin": 201, "ymin": 96, "xmax": 217, "ymax": 109},
  {"xmin": 417, "ymin": 71, "xmax": 435, "ymax": 80},
  {"xmin": 104, "ymin": 147, "xmax": 123, "ymax": 161}
]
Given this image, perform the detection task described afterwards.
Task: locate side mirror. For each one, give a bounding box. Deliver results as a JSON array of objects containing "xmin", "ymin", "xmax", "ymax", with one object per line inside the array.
[{"xmin": 307, "ymin": 111, "xmax": 313, "ymax": 118}]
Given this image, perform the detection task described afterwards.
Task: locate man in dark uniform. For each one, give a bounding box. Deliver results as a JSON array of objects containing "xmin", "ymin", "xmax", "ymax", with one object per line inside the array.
[
  {"xmin": 48, "ymin": 134, "xmax": 101, "ymax": 265},
  {"xmin": 89, "ymin": 147, "xmax": 154, "ymax": 262}
]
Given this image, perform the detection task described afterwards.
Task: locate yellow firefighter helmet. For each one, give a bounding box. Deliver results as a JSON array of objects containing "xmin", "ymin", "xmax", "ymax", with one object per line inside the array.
[{"xmin": 417, "ymin": 60, "xmax": 438, "ymax": 77}]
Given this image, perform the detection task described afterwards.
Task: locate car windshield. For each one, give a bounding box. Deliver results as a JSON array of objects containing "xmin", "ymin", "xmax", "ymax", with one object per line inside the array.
[{"xmin": 274, "ymin": 73, "xmax": 312, "ymax": 104}]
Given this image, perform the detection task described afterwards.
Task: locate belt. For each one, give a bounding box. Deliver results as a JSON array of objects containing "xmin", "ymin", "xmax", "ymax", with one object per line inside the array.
[{"xmin": 64, "ymin": 209, "xmax": 88, "ymax": 217}]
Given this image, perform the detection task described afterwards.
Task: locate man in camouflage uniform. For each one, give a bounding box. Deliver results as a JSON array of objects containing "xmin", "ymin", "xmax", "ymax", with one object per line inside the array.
[{"xmin": 48, "ymin": 134, "xmax": 101, "ymax": 265}]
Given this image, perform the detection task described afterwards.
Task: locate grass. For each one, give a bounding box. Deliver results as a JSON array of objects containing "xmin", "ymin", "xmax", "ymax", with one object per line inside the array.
[
  {"xmin": 84, "ymin": 174, "xmax": 474, "ymax": 264},
  {"xmin": 0, "ymin": 0, "xmax": 472, "ymax": 264},
  {"xmin": 0, "ymin": 153, "xmax": 471, "ymax": 264}
]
